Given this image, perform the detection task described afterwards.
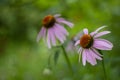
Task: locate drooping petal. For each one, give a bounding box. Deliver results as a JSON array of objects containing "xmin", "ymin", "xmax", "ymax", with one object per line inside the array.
[
  {"xmin": 86, "ymin": 49, "xmax": 97, "ymax": 66},
  {"xmin": 93, "ymin": 39, "xmax": 113, "ymax": 50},
  {"xmin": 78, "ymin": 47, "xmax": 83, "ymax": 62},
  {"xmin": 82, "ymin": 49, "xmax": 87, "ymax": 66},
  {"xmin": 56, "ymin": 18, "xmax": 74, "ymax": 28},
  {"xmin": 91, "ymin": 48, "xmax": 103, "ymax": 56},
  {"xmin": 83, "ymin": 28, "xmax": 88, "ymax": 34},
  {"xmin": 49, "ymin": 28, "xmax": 56, "ymax": 46},
  {"xmin": 90, "ymin": 32, "xmax": 96, "ymax": 37},
  {"xmin": 90, "ymin": 48, "xmax": 102, "ymax": 60},
  {"xmin": 36, "ymin": 27, "xmax": 46, "ymax": 42},
  {"xmin": 94, "ymin": 31, "xmax": 111, "ymax": 38},
  {"xmin": 78, "ymin": 47, "xmax": 82, "ymax": 53},
  {"xmin": 75, "ymin": 40, "xmax": 80, "ymax": 46},
  {"xmin": 47, "ymin": 29, "xmax": 51, "ymax": 48},
  {"xmin": 53, "ymin": 26, "xmax": 64, "ymax": 43},
  {"xmin": 58, "ymin": 32, "xmax": 66, "ymax": 41},
  {"xmin": 90, "ymin": 25, "xmax": 107, "ymax": 36},
  {"xmin": 54, "ymin": 25, "xmax": 66, "ymax": 41},
  {"xmin": 55, "ymin": 23, "xmax": 69, "ymax": 36}
]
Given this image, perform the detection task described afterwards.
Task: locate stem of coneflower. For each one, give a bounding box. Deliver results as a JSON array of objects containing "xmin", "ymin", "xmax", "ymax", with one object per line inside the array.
[
  {"xmin": 61, "ymin": 45, "xmax": 73, "ymax": 73},
  {"xmin": 99, "ymin": 50, "xmax": 107, "ymax": 80},
  {"xmin": 102, "ymin": 56, "xmax": 107, "ymax": 80}
]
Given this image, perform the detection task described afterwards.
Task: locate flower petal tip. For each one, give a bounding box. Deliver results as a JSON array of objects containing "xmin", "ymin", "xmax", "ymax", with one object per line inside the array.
[
  {"xmin": 91, "ymin": 64, "xmax": 96, "ymax": 66},
  {"xmin": 83, "ymin": 28, "xmax": 88, "ymax": 34},
  {"xmin": 74, "ymin": 40, "xmax": 80, "ymax": 46},
  {"xmin": 54, "ymin": 14, "xmax": 61, "ymax": 18},
  {"xmin": 83, "ymin": 64, "xmax": 86, "ymax": 66}
]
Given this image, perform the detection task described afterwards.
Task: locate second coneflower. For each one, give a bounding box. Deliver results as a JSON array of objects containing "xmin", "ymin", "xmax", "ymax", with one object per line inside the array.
[
  {"xmin": 37, "ymin": 14, "xmax": 74, "ymax": 48},
  {"xmin": 75, "ymin": 26, "xmax": 113, "ymax": 66}
]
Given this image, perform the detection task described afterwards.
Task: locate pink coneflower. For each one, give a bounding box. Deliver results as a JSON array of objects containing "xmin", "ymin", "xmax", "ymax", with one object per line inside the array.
[
  {"xmin": 75, "ymin": 26, "xmax": 113, "ymax": 66},
  {"xmin": 37, "ymin": 14, "xmax": 74, "ymax": 48}
]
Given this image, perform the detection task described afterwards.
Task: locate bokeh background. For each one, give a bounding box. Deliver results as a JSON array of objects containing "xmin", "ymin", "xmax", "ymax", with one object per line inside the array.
[{"xmin": 0, "ymin": 0, "xmax": 120, "ymax": 80}]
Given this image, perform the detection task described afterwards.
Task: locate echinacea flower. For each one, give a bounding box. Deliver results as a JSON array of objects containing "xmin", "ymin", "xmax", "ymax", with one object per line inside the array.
[
  {"xmin": 75, "ymin": 26, "xmax": 113, "ymax": 66},
  {"xmin": 37, "ymin": 14, "xmax": 74, "ymax": 48}
]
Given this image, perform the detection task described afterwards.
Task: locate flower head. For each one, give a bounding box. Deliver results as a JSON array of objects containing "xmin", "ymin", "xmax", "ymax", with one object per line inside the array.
[
  {"xmin": 37, "ymin": 14, "xmax": 74, "ymax": 48},
  {"xmin": 75, "ymin": 26, "xmax": 113, "ymax": 66}
]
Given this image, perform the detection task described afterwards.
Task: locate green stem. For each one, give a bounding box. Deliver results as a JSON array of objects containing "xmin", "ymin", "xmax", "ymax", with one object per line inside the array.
[
  {"xmin": 61, "ymin": 45, "xmax": 73, "ymax": 73},
  {"xmin": 102, "ymin": 56, "xmax": 107, "ymax": 80},
  {"xmin": 99, "ymin": 50, "xmax": 107, "ymax": 80}
]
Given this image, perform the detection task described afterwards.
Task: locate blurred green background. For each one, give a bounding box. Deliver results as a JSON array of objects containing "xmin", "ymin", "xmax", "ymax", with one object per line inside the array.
[{"xmin": 0, "ymin": 0, "xmax": 120, "ymax": 80}]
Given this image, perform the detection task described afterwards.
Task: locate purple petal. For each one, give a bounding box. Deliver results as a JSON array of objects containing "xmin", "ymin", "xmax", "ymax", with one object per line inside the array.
[
  {"xmin": 86, "ymin": 49, "xmax": 97, "ymax": 66},
  {"xmin": 55, "ymin": 23, "xmax": 69, "ymax": 36},
  {"xmin": 36, "ymin": 27, "xmax": 46, "ymax": 42},
  {"xmin": 49, "ymin": 28, "xmax": 56, "ymax": 46},
  {"xmin": 78, "ymin": 47, "xmax": 82, "ymax": 53},
  {"xmin": 91, "ymin": 48, "xmax": 103, "ymax": 56},
  {"xmin": 78, "ymin": 47, "xmax": 83, "ymax": 62},
  {"xmin": 78, "ymin": 47, "xmax": 82, "ymax": 62},
  {"xmin": 53, "ymin": 26, "xmax": 65, "ymax": 43},
  {"xmin": 56, "ymin": 18, "xmax": 74, "ymax": 28},
  {"xmin": 54, "ymin": 26, "xmax": 66, "ymax": 41},
  {"xmin": 83, "ymin": 28, "xmax": 88, "ymax": 34},
  {"xmin": 90, "ymin": 25, "xmax": 107, "ymax": 36},
  {"xmin": 47, "ymin": 29, "xmax": 51, "ymax": 48},
  {"xmin": 74, "ymin": 31, "xmax": 84, "ymax": 41},
  {"xmin": 90, "ymin": 48, "xmax": 102, "ymax": 60},
  {"xmin": 82, "ymin": 49, "xmax": 87, "ymax": 66},
  {"xmin": 90, "ymin": 32, "xmax": 96, "ymax": 37},
  {"xmin": 93, "ymin": 39, "xmax": 113, "ymax": 50},
  {"xmin": 75, "ymin": 40, "xmax": 80, "ymax": 46},
  {"xmin": 94, "ymin": 31, "xmax": 111, "ymax": 38}
]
